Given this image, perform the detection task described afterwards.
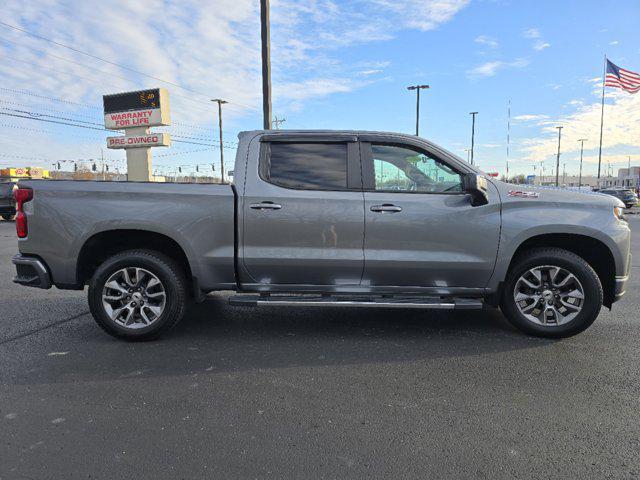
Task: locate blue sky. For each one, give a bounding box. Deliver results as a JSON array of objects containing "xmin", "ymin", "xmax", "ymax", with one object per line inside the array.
[{"xmin": 0, "ymin": 0, "xmax": 638, "ymax": 178}]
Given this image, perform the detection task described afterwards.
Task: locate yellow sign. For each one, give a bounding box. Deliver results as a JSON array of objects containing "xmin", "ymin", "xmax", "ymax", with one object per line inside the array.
[{"xmin": 0, "ymin": 167, "xmax": 50, "ymax": 179}]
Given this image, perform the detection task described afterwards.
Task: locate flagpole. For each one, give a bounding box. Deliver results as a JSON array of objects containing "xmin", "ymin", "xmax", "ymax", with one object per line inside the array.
[{"xmin": 597, "ymin": 55, "xmax": 607, "ymax": 179}]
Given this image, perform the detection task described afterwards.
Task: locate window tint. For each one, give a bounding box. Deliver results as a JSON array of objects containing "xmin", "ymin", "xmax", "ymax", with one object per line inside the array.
[
  {"xmin": 371, "ymin": 144, "xmax": 463, "ymax": 193},
  {"xmin": 267, "ymin": 142, "xmax": 348, "ymax": 190}
]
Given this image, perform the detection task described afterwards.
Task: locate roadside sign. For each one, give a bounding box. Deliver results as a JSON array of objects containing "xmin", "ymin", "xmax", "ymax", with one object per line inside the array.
[
  {"xmin": 107, "ymin": 133, "xmax": 171, "ymax": 149},
  {"xmin": 526, "ymin": 174, "xmax": 536, "ymax": 184},
  {"xmin": 103, "ymin": 88, "xmax": 171, "ymax": 130}
]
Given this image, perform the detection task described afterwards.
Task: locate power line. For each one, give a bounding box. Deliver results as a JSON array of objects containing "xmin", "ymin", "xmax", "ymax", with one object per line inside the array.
[
  {"xmin": 0, "ymin": 21, "xmax": 253, "ymax": 110},
  {"xmin": 0, "ymin": 111, "xmax": 236, "ymax": 148}
]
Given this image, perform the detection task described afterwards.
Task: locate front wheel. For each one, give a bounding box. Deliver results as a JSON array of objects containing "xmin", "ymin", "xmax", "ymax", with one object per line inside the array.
[
  {"xmin": 88, "ymin": 250, "xmax": 187, "ymax": 340},
  {"xmin": 500, "ymin": 248, "xmax": 603, "ymax": 338},
  {"xmin": 2, "ymin": 214, "xmax": 14, "ymax": 221}
]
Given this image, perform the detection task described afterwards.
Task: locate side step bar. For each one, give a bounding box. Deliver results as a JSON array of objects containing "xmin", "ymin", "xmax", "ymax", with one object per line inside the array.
[{"xmin": 229, "ymin": 295, "xmax": 483, "ymax": 310}]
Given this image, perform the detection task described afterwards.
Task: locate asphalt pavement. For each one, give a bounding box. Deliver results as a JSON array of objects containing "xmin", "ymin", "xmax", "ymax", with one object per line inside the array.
[{"xmin": 1, "ymin": 215, "xmax": 639, "ymax": 479}]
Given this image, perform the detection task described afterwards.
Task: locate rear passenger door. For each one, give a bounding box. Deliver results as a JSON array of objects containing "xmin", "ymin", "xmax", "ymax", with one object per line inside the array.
[{"xmin": 240, "ymin": 135, "xmax": 365, "ymax": 287}]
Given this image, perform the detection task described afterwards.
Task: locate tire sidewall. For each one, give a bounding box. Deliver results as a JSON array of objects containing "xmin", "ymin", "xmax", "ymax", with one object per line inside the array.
[
  {"xmin": 88, "ymin": 251, "xmax": 185, "ymax": 340},
  {"xmin": 501, "ymin": 250, "xmax": 602, "ymax": 338}
]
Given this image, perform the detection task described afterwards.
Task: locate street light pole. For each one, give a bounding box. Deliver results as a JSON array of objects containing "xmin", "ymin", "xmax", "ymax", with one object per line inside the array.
[
  {"xmin": 212, "ymin": 98, "xmax": 228, "ymax": 183},
  {"xmin": 260, "ymin": 0, "xmax": 272, "ymax": 130},
  {"xmin": 406, "ymin": 85, "xmax": 429, "ymax": 136},
  {"xmin": 555, "ymin": 126, "xmax": 563, "ymax": 187},
  {"xmin": 577, "ymin": 139, "xmax": 587, "ymax": 189},
  {"xmin": 469, "ymin": 112, "xmax": 478, "ymax": 166}
]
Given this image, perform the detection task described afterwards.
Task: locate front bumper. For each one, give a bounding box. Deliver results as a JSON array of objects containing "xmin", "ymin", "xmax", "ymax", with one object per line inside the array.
[
  {"xmin": 614, "ymin": 274, "xmax": 629, "ymax": 302},
  {"xmin": 12, "ymin": 254, "xmax": 52, "ymax": 289}
]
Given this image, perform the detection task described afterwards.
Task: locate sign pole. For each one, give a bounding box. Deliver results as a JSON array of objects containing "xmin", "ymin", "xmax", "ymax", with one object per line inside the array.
[{"xmin": 125, "ymin": 126, "xmax": 152, "ymax": 181}]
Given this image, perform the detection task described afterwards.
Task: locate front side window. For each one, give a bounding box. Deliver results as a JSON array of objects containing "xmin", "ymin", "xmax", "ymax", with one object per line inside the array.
[
  {"xmin": 371, "ymin": 144, "xmax": 463, "ymax": 193},
  {"xmin": 267, "ymin": 142, "xmax": 348, "ymax": 190}
]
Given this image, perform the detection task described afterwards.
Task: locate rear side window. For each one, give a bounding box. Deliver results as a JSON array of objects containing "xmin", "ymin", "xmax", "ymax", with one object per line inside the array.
[{"xmin": 266, "ymin": 142, "xmax": 348, "ymax": 190}]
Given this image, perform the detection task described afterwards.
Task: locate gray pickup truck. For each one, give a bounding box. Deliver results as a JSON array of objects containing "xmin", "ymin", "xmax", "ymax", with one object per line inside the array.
[{"xmin": 12, "ymin": 130, "xmax": 631, "ymax": 340}]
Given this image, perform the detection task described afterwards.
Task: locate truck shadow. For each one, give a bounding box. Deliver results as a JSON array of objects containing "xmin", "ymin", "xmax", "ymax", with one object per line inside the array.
[{"xmin": 3, "ymin": 293, "xmax": 558, "ymax": 385}]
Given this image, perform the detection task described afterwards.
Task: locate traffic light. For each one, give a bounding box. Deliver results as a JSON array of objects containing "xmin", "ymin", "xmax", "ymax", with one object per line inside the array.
[
  {"xmin": 92, "ymin": 163, "xmax": 97, "ymax": 172},
  {"xmin": 74, "ymin": 163, "xmax": 77, "ymax": 172},
  {"xmin": 106, "ymin": 165, "xmax": 109, "ymax": 172},
  {"xmin": 196, "ymin": 165, "xmax": 199, "ymax": 173},
  {"xmin": 57, "ymin": 162, "xmax": 61, "ymax": 170},
  {"xmin": 178, "ymin": 166, "xmax": 182, "ymax": 173}
]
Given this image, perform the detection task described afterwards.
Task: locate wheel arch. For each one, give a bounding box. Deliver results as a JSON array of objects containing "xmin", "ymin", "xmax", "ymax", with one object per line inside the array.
[
  {"xmin": 76, "ymin": 229, "xmax": 194, "ymax": 292},
  {"xmin": 502, "ymin": 233, "xmax": 616, "ymax": 308}
]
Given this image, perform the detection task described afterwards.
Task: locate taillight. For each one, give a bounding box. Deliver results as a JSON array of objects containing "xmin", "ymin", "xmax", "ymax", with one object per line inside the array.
[{"xmin": 13, "ymin": 187, "xmax": 33, "ymax": 238}]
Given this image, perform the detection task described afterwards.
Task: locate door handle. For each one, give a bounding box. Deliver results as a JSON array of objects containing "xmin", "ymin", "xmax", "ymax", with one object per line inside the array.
[
  {"xmin": 370, "ymin": 204, "xmax": 402, "ymax": 213},
  {"xmin": 250, "ymin": 201, "xmax": 282, "ymax": 210}
]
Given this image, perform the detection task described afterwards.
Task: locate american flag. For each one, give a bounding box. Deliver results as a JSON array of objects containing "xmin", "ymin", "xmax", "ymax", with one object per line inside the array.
[{"xmin": 605, "ymin": 59, "xmax": 640, "ymax": 94}]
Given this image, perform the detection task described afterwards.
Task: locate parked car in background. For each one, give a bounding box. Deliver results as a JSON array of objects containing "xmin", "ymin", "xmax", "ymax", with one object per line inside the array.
[
  {"xmin": 11, "ymin": 130, "xmax": 631, "ymax": 341},
  {"xmin": 0, "ymin": 182, "xmax": 16, "ymax": 220},
  {"xmin": 599, "ymin": 188, "xmax": 638, "ymax": 208}
]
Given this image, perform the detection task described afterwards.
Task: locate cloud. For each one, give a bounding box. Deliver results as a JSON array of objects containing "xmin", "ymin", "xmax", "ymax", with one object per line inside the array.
[
  {"xmin": 474, "ymin": 35, "xmax": 499, "ymax": 48},
  {"xmin": 513, "ymin": 114, "xmax": 549, "ymax": 123},
  {"xmin": 533, "ymin": 40, "xmax": 550, "ymax": 51},
  {"xmin": 468, "ymin": 58, "xmax": 530, "ymax": 77},
  {"xmin": 370, "ymin": 0, "xmax": 470, "ymax": 32},
  {"xmin": 520, "ymin": 91, "xmax": 640, "ymax": 161},
  {"xmin": 609, "ymin": 40, "xmax": 619, "ymax": 46},
  {"xmin": 522, "ymin": 28, "xmax": 541, "ymax": 39}
]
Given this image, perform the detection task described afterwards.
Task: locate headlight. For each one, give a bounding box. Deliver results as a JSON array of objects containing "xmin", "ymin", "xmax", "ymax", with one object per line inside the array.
[{"xmin": 613, "ymin": 206, "xmax": 625, "ymax": 220}]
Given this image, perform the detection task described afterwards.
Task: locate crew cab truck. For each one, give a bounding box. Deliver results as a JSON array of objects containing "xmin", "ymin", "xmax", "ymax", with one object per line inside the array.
[{"xmin": 12, "ymin": 130, "xmax": 631, "ymax": 340}]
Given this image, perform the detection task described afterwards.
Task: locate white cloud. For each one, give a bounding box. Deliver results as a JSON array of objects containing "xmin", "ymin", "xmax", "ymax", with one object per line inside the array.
[
  {"xmin": 522, "ymin": 28, "xmax": 541, "ymax": 39},
  {"xmin": 371, "ymin": 0, "xmax": 470, "ymax": 32},
  {"xmin": 474, "ymin": 35, "xmax": 499, "ymax": 48},
  {"xmin": 521, "ymin": 91, "xmax": 640, "ymax": 161},
  {"xmin": 513, "ymin": 114, "xmax": 549, "ymax": 123},
  {"xmin": 468, "ymin": 58, "xmax": 530, "ymax": 77},
  {"xmin": 609, "ymin": 40, "xmax": 619, "ymax": 46},
  {"xmin": 533, "ymin": 40, "xmax": 550, "ymax": 51}
]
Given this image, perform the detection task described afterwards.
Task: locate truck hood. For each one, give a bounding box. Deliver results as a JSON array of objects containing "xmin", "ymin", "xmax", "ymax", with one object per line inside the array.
[{"xmin": 490, "ymin": 180, "xmax": 625, "ymax": 209}]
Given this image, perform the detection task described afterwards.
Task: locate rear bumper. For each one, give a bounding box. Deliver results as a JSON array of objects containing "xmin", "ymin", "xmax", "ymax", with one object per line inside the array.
[{"xmin": 12, "ymin": 254, "xmax": 52, "ymax": 289}]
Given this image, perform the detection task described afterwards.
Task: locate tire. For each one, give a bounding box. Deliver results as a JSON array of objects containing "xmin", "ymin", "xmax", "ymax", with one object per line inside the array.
[
  {"xmin": 2, "ymin": 214, "xmax": 14, "ymax": 221},
  {"xmin": 500, "ymin": 247, "xmax": 603, "ymax": 338},
  {"xmin": 88, "ymin": 249, "xmax": 187, "ymax": 341}
]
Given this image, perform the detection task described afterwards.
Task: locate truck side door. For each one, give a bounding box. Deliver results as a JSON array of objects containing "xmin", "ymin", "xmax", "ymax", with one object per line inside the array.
[
  {"xmin": 360, "ymin": 139, "xmax": 501, "ymax": 292},
  {"xmin": 239, "ymin": 135, "xmax": 365, "ymax": 288}
]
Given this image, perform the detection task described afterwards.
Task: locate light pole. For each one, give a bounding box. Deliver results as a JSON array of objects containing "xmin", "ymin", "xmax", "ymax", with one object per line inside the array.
[
  {"xmin": 406, "ymin": 85, "xmax": 429, "ymax": 136},
  {"xmin": 555, "ymin": 126, "xmax": 563, "ymax": 187},
  {"xmin": 577, "ymin": 139, "xmax": 587, "ymax": 189},
  {"xmin": 469, "ymin": 112, "xmax": 478, "ymax": 166},
  {"xmin": 212, "ymin": 98, "xmax": 228, "ymax": 183},
  {"xmin": 260, "ymin": 0, "xmax": 272, "ymax": 130},
  {"xmin": 562, "ymin": 162, "xmax": 566, "ymax": 185}
]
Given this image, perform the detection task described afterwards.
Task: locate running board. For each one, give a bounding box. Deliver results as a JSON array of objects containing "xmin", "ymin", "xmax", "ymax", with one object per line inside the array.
[{"xmin": 229, "ymin": 295, "xmax": 483, "ymax": 310}]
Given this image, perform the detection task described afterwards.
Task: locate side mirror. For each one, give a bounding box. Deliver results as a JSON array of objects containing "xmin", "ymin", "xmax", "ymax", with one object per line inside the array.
[{"xmin": 463, "ymin": 173, "xmax": 489, "ymax": 207}]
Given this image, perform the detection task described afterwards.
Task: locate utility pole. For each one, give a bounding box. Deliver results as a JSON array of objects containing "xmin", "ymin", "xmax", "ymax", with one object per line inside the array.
[
  {"xmin": 469, "ymin": 112, "xmax": 478, "ymax": 166},
  {"xmin": 260, "ymin": 0, "xmax": 272, "ymax": 130},
  {"xmin": 577, "ymin": 139, "xmax": 587, "ymax": 189},
  {"xmin": 272, "ymin": 115, "xmax": 286, "ymax": 130},
  {"xmin": 211, "ymin": 99, "xmax": 227, "ymax": 183},
  {"xmin": 555, "ymin": 126, "xmax": 563, "ymax": 187},
  {"xmin": 464, "ymin": 149, "xmax": 471, "ymax": 164},
  {"xmin": 406, "ymin": 84, "xmax": 429, "ymax": 136},
  {"xmin": 562, "ymin": 163, "xmax": 566, "ymax": 184},
  {"xmin": 540, "ymin": 161, "xmax": 545, "ymax": 185}
]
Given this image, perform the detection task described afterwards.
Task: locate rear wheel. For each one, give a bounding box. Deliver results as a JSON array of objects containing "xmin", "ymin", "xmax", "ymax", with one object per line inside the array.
[
  {"xmin": 88, "ymin": 250, "xmax": 187, "ymax": 340},
  {"xmin": 500, "ymin": 248, "xmax": 603, "ymax": 338}
]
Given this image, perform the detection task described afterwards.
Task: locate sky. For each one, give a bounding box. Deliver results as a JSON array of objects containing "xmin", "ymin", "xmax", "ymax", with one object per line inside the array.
[{"xmin": 0, "ymin": 0, "xmax": 638, "ymax": 178}]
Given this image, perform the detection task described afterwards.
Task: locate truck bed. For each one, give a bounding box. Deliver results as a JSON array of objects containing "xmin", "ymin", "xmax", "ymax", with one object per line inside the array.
[{"xmin": 17, "ymin": 180, "xmax": 236, "ymax": 291}]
